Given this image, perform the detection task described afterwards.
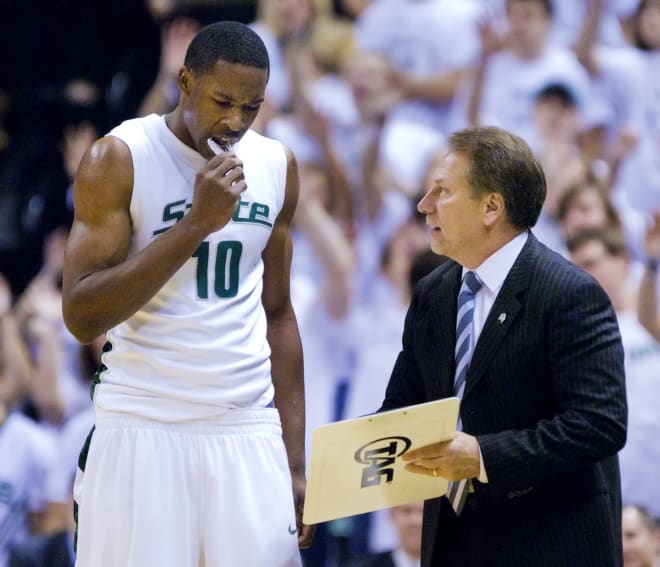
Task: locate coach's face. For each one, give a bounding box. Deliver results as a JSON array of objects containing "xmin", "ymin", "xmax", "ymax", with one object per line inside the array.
[{"xmin": 417, "ymin": 151, "xmax": 491, "ymax": 268}]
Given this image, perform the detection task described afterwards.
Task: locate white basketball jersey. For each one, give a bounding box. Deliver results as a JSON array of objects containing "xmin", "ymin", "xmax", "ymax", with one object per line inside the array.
[{"xmin": 96, "ymin": 114, "xmax": 287, "ymax": 420}]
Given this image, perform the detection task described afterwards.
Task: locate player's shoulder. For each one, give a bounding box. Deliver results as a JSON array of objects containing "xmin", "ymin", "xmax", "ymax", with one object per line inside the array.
[
  {"xmin": 242, "ymin": 128, "xmax": 286, "ymax": 154},
  {"xmin": 108, "ymin": 113, "xmax": 161, "ymax": 138},
  {"xmin": 242, "ymin": 130, "xmax": 292, "ymax": 176}
]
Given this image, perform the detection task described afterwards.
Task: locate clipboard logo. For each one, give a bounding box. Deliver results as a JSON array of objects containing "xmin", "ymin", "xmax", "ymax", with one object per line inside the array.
[
  {"xmin": 354, "ymin": 436, "xmax": 412, "ymax": 488},
  {"xmin": 303, "ymin": 398, "xmax": 459, "ymax": 524}
]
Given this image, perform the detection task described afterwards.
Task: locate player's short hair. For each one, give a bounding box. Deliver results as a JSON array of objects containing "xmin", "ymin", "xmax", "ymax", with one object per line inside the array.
[{"xmin": 184, "ymin": 21, "xmax": 270, "ymax": 78}]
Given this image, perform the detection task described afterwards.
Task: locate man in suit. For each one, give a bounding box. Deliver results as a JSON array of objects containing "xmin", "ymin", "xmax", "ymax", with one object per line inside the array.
[{"xmin": 381, "ymin": 126, "xmax": 627, "ymax": 566}]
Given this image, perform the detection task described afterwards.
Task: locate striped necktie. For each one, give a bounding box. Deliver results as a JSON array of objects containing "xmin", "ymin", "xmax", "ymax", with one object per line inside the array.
[{"xmin": 447, "ymin": 270, "xmax": 482, "ymax": 515}]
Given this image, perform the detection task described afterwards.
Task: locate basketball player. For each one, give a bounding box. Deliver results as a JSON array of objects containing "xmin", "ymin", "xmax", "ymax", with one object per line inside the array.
[{"xmin": 62, "ymin": 21, "xmax": 313, "ymax": 567}]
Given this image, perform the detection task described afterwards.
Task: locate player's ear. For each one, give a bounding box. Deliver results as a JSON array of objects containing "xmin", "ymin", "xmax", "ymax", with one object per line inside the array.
[{"xmin": 178, "ymin": 67, "xmax": 193, "ymax": 96}]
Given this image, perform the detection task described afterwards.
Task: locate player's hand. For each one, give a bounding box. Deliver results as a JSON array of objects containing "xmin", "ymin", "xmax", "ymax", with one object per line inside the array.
[
  {"xmin": 187, "ymin": 152, "xmax": 246, "ymax": 234},
  {"xmin": 291, "ymin": 469, "xmax": 315, "ymax": 549}
]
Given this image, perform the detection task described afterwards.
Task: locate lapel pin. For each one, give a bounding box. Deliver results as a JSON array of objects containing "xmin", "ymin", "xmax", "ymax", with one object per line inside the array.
[{"xmin": 498, "ymin": 312, "xmax": 507, "ymax": 324}]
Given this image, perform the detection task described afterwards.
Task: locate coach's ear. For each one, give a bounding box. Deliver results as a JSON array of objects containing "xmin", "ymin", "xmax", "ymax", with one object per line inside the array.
[{"xmin": 482, "ymin": 192, "xmax": 505, "ymax": 227}]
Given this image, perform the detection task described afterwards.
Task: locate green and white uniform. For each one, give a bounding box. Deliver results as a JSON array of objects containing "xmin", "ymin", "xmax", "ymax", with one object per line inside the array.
[{"xmin": 74, "ymin": 114, "xmax": 301, "ymax": 567}]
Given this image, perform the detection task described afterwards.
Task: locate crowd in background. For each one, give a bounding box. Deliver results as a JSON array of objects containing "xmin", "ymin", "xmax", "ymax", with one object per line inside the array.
[{"xmin": 1, "ymin": 0, "xmax": 660, "ymax": 565}]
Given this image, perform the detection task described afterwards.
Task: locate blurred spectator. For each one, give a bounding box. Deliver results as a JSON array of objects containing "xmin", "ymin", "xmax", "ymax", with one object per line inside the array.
[
  {"xmin": 8, "ymin": 462, "xmax": 76, "ymax": 567},
  {"xmin": 250, "ymin": 0, "xmax": 351, "ymax": 133},
  {"xmin": 533, "ymin": 84, "xmax": 588, "ymax": 208},
  {"xmin": 531, "ymin": 82, "xmax": 590, "ymax": 252},
  {"xmin": 348, "ymin": 501, "xmax": 424, "ymax": 567},
  {"xmin": 333, "ymin": 0, "xmax": 373, "ymax": 20},
  {"xmin": 0, "ymin": 275, "xmax": 30, "ymax": 410},
  {"xmin": 621, "ymin": 504, "xmax": 660, "ymax": 567},
  {"xmin": 638, "ymin": 211, "xmax": 660, "ymax": 341},
  {"xmin": 567, "ymin": 227, "xmax": 660, "ymax": 521},
  {"xmin": 0, "ymin": 106, "xmax": 70, "ymax": 296},
  {"xmin": 0, "ymin": 0, "xmax": 161, "ymax": 295},
  {"xmin": 43, "ymin": 402, "xmax": 95, "ymax": 534},
  {"xmin": 138, "ymin": 17, "xmax": 201, "ymax": 117},
  {"xmin": 558, "ymin": 180, "xmax": 623, "ymax": 240},
  {"xmin": 14, "ymin": 227, "xmax": 94, "ymax": 426},
  {"xmin": 344, "ymin": 217, "xmax": 431, "ymax": 424},
  {"xmin": 355, "ymin": 0, "xmax": 480, "ymax": 190},
  {"xmin": 450, "ymin": 0, "xmax": 605, "ymax": 151},
  {"xmin": 572, "ymin": 0, "xmax": 660, "ymax": 248},
  {"xmin": 0, "ymin": 406, "xmax": 55, "ymax": 567},
  {"xmin": 552, "ymin": 0, "xmax": 639, "ymax": 47},
  {"xmin": 556, "ymin": 177, "xmax": 645, "ymax": 260},
  {"xmin": 614, "ymin": 0, "xmax": 660, "ymax": 215}
]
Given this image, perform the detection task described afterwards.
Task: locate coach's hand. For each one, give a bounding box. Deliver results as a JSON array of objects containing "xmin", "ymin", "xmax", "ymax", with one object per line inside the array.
[{"xmin": 402, "ymin": 431, "xmax": 481, "ymax": 480}]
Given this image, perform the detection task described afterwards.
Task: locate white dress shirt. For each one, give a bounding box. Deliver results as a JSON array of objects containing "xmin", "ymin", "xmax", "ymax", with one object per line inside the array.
[
  {"xmin": 464, "ymin": 231, "xmax": 528, "ymax": 345},
  {"xmin": 461, "ymin": 230, "xmax": 529, "ymax": 482}
]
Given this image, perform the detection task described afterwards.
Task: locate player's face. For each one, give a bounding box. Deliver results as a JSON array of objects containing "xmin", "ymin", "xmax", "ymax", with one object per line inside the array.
[
  {"xmin": 417, "ymin": 152, "xmax": 489, "ymax": 268},
  {"xmin": 181, "ymin": 60, "xmax": 267, "ymax": 158}
]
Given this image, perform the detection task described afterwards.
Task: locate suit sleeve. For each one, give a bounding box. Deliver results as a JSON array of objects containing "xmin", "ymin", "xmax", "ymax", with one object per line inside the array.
[{"xmin": 477, "ymin": 275, "xmax": 627, "ymax": 498}]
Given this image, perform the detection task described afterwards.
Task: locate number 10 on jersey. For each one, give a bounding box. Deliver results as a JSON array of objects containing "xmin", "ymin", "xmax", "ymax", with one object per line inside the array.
[{"xmin": 192, "ymin": 240, "xmax": 243, "ymax": 299}]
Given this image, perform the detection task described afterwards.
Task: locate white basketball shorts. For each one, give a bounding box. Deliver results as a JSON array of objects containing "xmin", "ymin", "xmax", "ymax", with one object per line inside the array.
[{"xmin": 73, "ymin": 407, "xmax": 302, "ymax": 567}]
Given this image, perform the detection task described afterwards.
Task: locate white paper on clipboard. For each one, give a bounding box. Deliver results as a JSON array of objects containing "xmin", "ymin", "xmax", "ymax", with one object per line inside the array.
[{"xmin": 303, "ymin": 397, "xmax": 460, "ymax": 524}]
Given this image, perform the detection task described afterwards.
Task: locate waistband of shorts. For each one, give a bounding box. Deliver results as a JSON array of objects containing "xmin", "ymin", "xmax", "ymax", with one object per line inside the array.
[{"xmin": 94, "ymin": 406, "xmax": 282, "ymax": 435}]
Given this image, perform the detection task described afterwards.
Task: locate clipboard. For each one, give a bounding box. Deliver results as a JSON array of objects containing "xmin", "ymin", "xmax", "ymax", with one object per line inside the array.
[{"xmin": 303, "ymin": 397, "xmax": 460, "ymax": 524}]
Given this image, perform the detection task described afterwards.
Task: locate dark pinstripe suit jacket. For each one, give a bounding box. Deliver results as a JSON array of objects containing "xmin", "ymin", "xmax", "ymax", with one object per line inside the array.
[{"xmin": 381, "ymin": 233, "xmax": 627, "ymax": 567}]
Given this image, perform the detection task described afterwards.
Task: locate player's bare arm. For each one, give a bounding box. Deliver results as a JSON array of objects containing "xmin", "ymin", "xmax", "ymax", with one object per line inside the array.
[
  {"xmin": 63, "ymin": 135, "xmax": 247, "ymax": 343},
  {"xmin": 262, "ymin": 147, "xmax": 313, "ymax": 548}
]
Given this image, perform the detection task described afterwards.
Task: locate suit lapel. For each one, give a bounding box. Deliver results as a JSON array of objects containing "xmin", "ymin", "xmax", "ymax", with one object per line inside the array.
[
  {"xmin": 463, "ymin": 235, "xmax": 539, "ymax": 399},
  {"xmin": 429, "ymin": 263, "xmax": 462, "ymax": 400}
]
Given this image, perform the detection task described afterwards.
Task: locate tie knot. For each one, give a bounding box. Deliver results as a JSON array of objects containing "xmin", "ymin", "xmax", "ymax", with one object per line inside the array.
[{"xmin": 463, "ymin": 271, "xmax": 482, "ymax": 294}]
